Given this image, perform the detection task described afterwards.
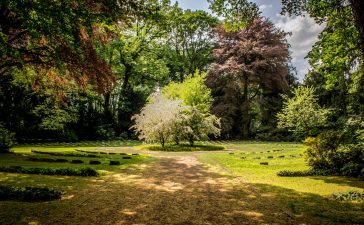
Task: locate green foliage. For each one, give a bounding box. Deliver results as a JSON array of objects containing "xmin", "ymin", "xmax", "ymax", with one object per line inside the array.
[
  {"xmin": 277, "ymin": 86, "xmax": 330, "ymax": 137},
  {"xmin": 208, "ymin": 0, "xmax": 260, "ymax": 31},
  {"xmin": 164, "ymin": 70, "xmax": 213, "ymax": 114},
  {"xmin": 180, "ymin": 107, "xmax": 221, "ymax": 146},
  {"xmin": 0, "ymin": 124, "xmax": 16, "ymax": 153},
  {"xmin": 304, "ymin": 132, "xmax": 364, "ymax": 177},
  {"xmin": 28, "ymin": 158, "xmax": 68, "ymax": 163},
  {"xmin": 277, "ymin": 169, "xmax": 334, "ymax": 177},
  {"xmin": 161, "ymin": 6, "xmax": 218, "ymax": 80},
  {"xmin": 31, "ymin": 150, "xmax": 100, "ymax": 158},
  {"xmin": 332, "ymin": 191, "xmax": 364, "ymax": 202},
  {"xmin": 0, "ymin": 166, "xmax": 98, "ymax": 177},
  {"xmin": 32, "ymin": 100, "xmax": 78, "ymax": 132},
  {"xmin": 0, "ymin": 186, "xmax": 62, "ymax": 201}
]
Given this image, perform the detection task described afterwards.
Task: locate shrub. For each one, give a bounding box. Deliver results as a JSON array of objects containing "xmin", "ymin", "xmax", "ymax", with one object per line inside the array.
[
  {"xmin": 89, "ymin": 160, "xmax": 101, "ymax": 165},
  {"xmin": 277, "ymin": 169, "xmax": 334, "ymax": 177},
  {"xmin": 267, "ymin": 156, "xmax": 273, "ymax": 159},
  {"xmin": 120, "ymin": 153, "xmax": 128, "ymax": 155},
  {"xmin": 340, "ymin": 162, "xmax": 363, "ymax": 177},
  {"xmin": 260, "ymin": 162, "xmax": 268, "ymax": 165},
  {"xmin": 110, "ymin": 161, "xmax": 120, "ymax": 165},
  {"xmin": 122, "ymin": 156, "xmax": 131, "ymax": 159},
  {"xmin": 31, "ymin": 150, "xmax": 100, "ymax": 158},
  {"xmin": 0, "ymin": 124, "xmax": 16, "ymax": 153},
  {"xmin": 0, "ymin": 186, "xmax": 61, "ymax": 201},
  {"xmin": 28, "ymin": 158, "xmax": 68, "ymax": 163},
  {"xmin": 71, "ymin": 160, "xmax": 83, "ymax": 164},
  {"xmin": 0, "ymin": 166, "xmax": 98, "ymax": 176},
  {"xmin": 332, "ymin": 191, "xmax": 364, "ymax": 201},
  {"xmin": 359, "ymin": 169, "xmax": 364, "ymax": 180},
  {"xmin": 304, "ymin": 131, "xmax": 343, "ymax": 171}
]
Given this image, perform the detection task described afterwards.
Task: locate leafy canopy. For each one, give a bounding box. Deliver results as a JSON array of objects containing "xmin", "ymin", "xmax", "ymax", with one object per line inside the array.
[
  {"xmin": 277, "ymin": 86, "xmax": 331, "ymax": 137},
  {"xmin": 163, "ymin": 70, "xmax": 213, "ymax": 114}
]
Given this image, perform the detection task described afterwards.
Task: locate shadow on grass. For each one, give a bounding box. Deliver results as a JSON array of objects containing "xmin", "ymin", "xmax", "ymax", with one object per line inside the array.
[
  {"xmin": 309, "ymin": 176, "xmax": 364, "ymax": 189},
  {"xmin": 0, "ymin": 157, "xmax": 363, "ymax": 225}
]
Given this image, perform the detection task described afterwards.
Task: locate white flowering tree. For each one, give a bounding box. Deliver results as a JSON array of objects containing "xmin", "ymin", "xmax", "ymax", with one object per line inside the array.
[{"xmin": 131, "ymin": 92, "xmax": 184, "ymax": 147}]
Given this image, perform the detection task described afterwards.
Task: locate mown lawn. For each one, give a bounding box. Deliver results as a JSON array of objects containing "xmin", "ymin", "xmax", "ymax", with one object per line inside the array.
[
  {"xmin": 0, "ymin": 143, "xmax": 152, "ymax": 225},
  {"xmin": 197, "ymin": 141, "xmax": 364, "ymax": 224},
  {"xmin": 1, "ymin": 141, "xmax": 363, "ymax": 224}
]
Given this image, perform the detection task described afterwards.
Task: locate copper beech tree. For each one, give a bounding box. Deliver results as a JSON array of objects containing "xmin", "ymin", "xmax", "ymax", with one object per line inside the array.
[{"xmin": 209, "ymin": 18, "xmax": 290, "ymax": 139}]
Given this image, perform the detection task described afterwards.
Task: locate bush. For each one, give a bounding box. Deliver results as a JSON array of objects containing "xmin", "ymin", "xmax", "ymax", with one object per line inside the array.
[
  {"xmin": 0, "ymin": 166, "xmax": 98, "ymax": 176},
  {"xmin": 122, "ymin": 156, "xmax": 131, "ymax": 159},
  {"xmin": 260, "ymin": 162, "xmax": 268, "ymax": 165},
  {"xmin": 89, "ymin": 160, "xmax": 101, "ymax": 165},
  {"xmin": 332, "ymin": 191, "xmax": 364, "ymax": 201},
  {"xmin": 340, "ymin": 162, "xmax": 363, "ymax": 177},
  {"xmin": 71, "ymin": 159, "xmax": 83, "ymax": 164},
  {"xmin": 0, "ymin": 186, "xmax": 61, "ymax": 201},
  {"xmin": 0, "ymin": 124, "xmax": 16, "ymax": 153},
  {"xmin": 28, "ymin": 157, "xmax": 68, "ymax": 163},
  {"xmin": 110, "ymin": 161, "xmax": 120, "ymax": 165},
  {"xmin": 304, "ymin": 131, "xmax": 343, "ymax": 171},
  {"xmin": 95, "ymin": 125, "xmax": 115, "ymax": 140},
  {"xmin": 31, "ymin": 150, "xmax": 100, "ymax": 158},
  {"xmin": 277, "ymin": 169, "xmax": 334, "ymax": 177}
]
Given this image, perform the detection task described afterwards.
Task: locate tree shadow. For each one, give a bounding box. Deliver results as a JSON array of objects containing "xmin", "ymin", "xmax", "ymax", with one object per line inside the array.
[
  {"xmin": 1, "ymin": 157, "xmax": 363, "ymax": 225},
  {"xmin": 309, "ymin": 176, "xmax": 364, "ymax": 189}
]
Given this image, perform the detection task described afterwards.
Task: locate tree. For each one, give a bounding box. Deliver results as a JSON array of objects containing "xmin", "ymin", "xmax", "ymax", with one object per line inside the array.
[
  {"xmin": 304, "ymin": 6, "xmax": 363, "ymax": 116},
  {"xmin": 181, "ymin": 106, "xmax": 220, "ymax": 146},
  {"xmin": 281, "ymin": 0, "xmax": 364, "ymax": 57},
  {"xmin": 163, "ymin": 70, "xmax": 221, "ymax": 145},
  {"xmin": 0, "ymin": 0, "xmax": 160, "ymax": 92},
  {"xmin": 208, "ymin": 0, "xmax": 260, "ymax": 31},
  {"xmin": 161, "ymin": 4, "xmax": 218, "ymax": 81},
  {"xmin": 131, "ymin": 92, "xmax": 184, "ymax": 147},
  {"xmin": 210, "ymin": 18, "xmax": 290, "ymax": 139},
  {"xmin": 163, "ymin": 70, "xmax": 213, "ymax": 114},
  {"xmin": 277, "ymin": 86, "xmax": 330, "ymax": 137}
]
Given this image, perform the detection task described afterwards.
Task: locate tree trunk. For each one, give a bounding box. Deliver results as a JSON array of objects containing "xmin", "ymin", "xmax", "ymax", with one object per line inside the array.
[
  {"xmin": 349, "ymin": 0, "xmax": 364, "ymax": 57},
  {"xmin": 242, "ymin": 74, "xmax": 250, "ymax": 139}
]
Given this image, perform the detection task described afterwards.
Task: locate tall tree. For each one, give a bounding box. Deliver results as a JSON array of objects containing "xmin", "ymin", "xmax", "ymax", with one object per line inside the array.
[
  {"xmin": 161, "ymin": 4, "xmax": 218, "ymax": 81},
  {"xmin": 0, "ymin": 0, "xmax": 159, "ymax": 92},
  {"xmin": 209, "ymin": 19, "xmax": 290, "ymax": 139},
  {"xmin": 281, "ymin": 0, "xmax": 364, "ymax": 57}
]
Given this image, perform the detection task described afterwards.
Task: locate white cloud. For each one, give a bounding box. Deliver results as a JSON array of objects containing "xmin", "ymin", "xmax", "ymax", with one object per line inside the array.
[
  {"xmin": 259, "ymin": 4, "xmax": 273, "ymax": 11},
  {"xmin": 274, "ymin": 14, "xmax": 323, "ymax": 81}
]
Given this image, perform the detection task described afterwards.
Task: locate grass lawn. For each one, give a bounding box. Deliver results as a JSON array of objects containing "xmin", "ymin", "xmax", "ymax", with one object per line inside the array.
[
  {"xmin": 0, "ymin": 141, "xmax": 363, "ymax": 224},
  {"xmin": 197, "ymin": 141, "xmax": 364, "ymax": 224},
  {"xmin": 0, "ymin": 143, "xmax": 152, "ymax": 225}
]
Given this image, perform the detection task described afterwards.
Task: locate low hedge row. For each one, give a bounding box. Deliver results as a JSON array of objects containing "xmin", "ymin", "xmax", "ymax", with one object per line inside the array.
[
  {"xmin": 332, "ymin": 191, "xmax": 364, "ymax": 201},
  {"xmin": 0, "ymin": 186, "xmax": 61, "ymax": 201},
  {"xmin": 277, "ymin": 169, "xmax": 334, "ymax": 177},
  {"xmin": 31, "ymin": 150, "xmax": 100, "ymax": 158},
  {"xmin": 0, "ymin": 166, "xmax": 98, "ymax": 176},
  {"xmin": 29, "ymin": 157, "xmax": 68, "ymax": 163}
]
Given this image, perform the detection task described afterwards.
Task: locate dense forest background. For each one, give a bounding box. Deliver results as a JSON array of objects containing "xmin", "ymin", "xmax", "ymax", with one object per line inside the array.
[{"xmin": 0, "ymin": 0, "xmax": 363, "ymax": 145}]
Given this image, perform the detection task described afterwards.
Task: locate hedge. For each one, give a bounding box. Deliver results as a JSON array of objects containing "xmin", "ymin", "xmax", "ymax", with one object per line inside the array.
[
  {"xmin": 31, "ymin": 150, "xmax": 100, "ymax": 158},
  {"xmin": 0, "ymin": 166, "xmax": 98, "ymax": 176},
  {"xmin": 0, "ymin": 186, "xmax": 61, "ymax": 201}
]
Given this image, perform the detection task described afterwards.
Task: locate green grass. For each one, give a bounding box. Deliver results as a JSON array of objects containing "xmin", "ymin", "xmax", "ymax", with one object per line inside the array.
[
  {"xmin": 197, "ymin": 141, "xmax": 364, "ymax": 224},
  {"xmin": 1, "ymin": 141, "xmax": 364, "ymax": 224},
  {"xmin": 197, "ymin": 142, "xmax": 364, "ymax": 195}
]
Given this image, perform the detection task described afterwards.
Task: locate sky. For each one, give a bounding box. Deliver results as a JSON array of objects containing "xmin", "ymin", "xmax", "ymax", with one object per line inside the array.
[{"xmin": 170, "ymin": 0, "xmax": 323, "ymax": 82}]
